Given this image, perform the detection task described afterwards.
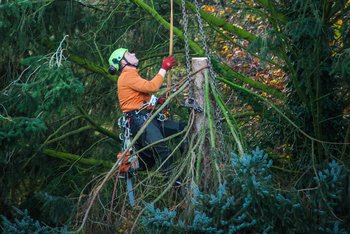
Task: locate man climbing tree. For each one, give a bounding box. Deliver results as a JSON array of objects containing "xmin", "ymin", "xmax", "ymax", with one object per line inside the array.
[{"xmin": 108, "ymin": 48, "xmax": 183, "ymax": 176}]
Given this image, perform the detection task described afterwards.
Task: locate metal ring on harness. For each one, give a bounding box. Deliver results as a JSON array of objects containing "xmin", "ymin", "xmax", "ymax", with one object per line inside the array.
[
  {"xmin": 124, "ymin": 126, "xmax": 130, "ymax": 139},
  {"xmin": 157, "ymin": 113, "xmax": 167, "ymax": 122}
]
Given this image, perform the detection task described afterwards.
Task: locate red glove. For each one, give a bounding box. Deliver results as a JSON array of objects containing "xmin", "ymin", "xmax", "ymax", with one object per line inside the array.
[
  {"xmin": 161, "ymin": 56, "xmax": 176, "ymax": 71},
  {"xmin": 158, "ymin": 97, "xmax": 166, "ymax": 104}
]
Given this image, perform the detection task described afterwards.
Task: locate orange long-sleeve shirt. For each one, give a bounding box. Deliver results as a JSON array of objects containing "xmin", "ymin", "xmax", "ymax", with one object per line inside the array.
[{"xmin": 117, "ymin": 67, "xmax": 164, "ymax": 112}]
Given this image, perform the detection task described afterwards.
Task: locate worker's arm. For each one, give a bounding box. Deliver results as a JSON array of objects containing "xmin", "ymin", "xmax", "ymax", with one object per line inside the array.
[
  {"xmin": 126, "ymin": 73, "xmax": 164, "ymax": 93},
  {"xmin": 126, "ymin": 56, "xmax": 176, "ymax": 93}
]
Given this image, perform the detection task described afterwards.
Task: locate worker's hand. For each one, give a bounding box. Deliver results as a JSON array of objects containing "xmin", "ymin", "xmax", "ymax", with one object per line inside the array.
[
  {"xmin": 158, "ymin": 97, "xmax": 166, "ymax": 104},
  {"xmin": 161, "ymin": 56, "xmax": 176, "ymax": 71}
]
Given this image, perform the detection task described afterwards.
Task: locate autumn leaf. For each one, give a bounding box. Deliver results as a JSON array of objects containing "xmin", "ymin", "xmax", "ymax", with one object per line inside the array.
[
  {"xmin": 337, "ymin": 19, "xmax": 343, "ymax": 25},
  {"xmin": 203, "ymin": 5, "xmax": 218, "ymax": 13},
  {"xmin": 251, "ymin": 15, "xmax": 256, "ymax": 22}
]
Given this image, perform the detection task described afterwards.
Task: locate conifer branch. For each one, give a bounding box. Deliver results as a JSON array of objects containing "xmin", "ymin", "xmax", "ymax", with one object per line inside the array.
[
  {"xmin": 43, "ymin": 148, "xmax": 114, "ymax": 168},
  {"xmin": 76, "ymin": 106, "xmax": 120, "ymax": 142},
  {"xmin": 176, "ymin": 0, "xmax": 256, "ymax": 42},
  {"xmin": 130, "ymin": 0, "xmax": 205, "ymax": 55},
  {"xmin": 214, "ymin": 61, "xmax": 286, "ymax": 100},
  {"xmin": 131, "ymin": 0, "xmax": 284, "ymax": 100},
  {"xmin": 68, "ymin": 54, "xmax": 117, "ymax": 82},
  {"xmin": 46, "ymin": 126, "xmax": 93, "ymax": 145}
]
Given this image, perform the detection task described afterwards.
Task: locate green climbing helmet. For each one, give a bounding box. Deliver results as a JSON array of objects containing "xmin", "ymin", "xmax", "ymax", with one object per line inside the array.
[{"xmin": 108, "ymin": 48, "xmax": 128, "ymax": 72}]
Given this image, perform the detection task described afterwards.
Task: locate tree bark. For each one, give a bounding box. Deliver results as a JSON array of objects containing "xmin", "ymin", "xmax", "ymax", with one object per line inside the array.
[
  {"xmin": 192, "ymin": 58, "xmax": 207, "ymax": 134},
  {"xmin": 191, "ymin": 58, "xmax": 214, "ymax": 188}
]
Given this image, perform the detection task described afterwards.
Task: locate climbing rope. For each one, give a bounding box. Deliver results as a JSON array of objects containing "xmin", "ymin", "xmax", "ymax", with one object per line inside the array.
[
  {"xmin": 166, "ymin": 0, "xmax": 174, "ymax": 99},
  {"xmin": 181, "ymin": 0, "xmax": 192, "ymax": 98}
]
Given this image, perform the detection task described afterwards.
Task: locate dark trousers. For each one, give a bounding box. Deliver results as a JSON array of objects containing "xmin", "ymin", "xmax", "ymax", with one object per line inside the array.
[{"xmin": 129, "ymin": 113, "xmax": 185, "ymax": 175}]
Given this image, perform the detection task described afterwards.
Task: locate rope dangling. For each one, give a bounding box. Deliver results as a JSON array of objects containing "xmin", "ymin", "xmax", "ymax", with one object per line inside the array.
[
  {"xmin": 162, "ymin": 0, "xmax": 174, "ymax": 120},
  {"xmin": 166, "ymin": 0, "xmax": 174, "ymax": 99}
]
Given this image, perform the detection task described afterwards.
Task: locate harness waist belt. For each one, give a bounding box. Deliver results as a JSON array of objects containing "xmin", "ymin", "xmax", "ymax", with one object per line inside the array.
[{"xmin": 124, "ymin": 110, "xmax": 150, "ymax": 116}]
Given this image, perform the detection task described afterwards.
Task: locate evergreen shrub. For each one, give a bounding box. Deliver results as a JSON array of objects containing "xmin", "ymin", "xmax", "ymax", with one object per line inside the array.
[
  {"xmin": 1, "ymin": 207, "xmax": 68, "ymax": 234},
  {"xmin": 141, "ymin": 148, "xmax": 348, "ymax": 233}
]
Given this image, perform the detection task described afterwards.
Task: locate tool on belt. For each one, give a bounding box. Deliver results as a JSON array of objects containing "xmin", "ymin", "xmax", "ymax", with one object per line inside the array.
[{"xmin": 115, "ymin": 115, "xmax": 139, "ymax": 207}]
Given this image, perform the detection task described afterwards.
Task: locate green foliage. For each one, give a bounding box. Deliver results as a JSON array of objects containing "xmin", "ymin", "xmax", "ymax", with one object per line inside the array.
[
  {"xmin": 35, "ymin": 192, "xmax": 74, "ymax": 225},
  {"xmin": 245, "ymin": 0, "xmax": 350, "ymax": 160},
  {"xmin": 0, "ymin": 0, "xmax": 349, "ymax": 232},
  {"xmin": 142, "ymin": 148, "xmax": 348, "ymax": 233},
  {"xmin": 331, "ymin": 49, "xmax": 350, "ymax": 78},
  {"xmin": 311, "ymin": 160, "xmax": 347, "ymax": 226},
  {"xmin": 0, "ymin": 117, "xmax": 46, "ymax": 144},
  {"xmin": 1, "ymin": 207, "xmax": 68, "ymax": 234},
  {"xmin": 18, "ymin": 59, "xmax": 84, "ymax": 115},
  {"xmin": 0, "ymin": 0, "xmax": 46, "ymax": 68},
  {"xmin": 0, "ymin": 58, "xmax": 84, "ymax": 150}
]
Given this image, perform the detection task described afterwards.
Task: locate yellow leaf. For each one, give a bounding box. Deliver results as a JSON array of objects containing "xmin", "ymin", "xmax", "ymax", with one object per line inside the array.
[
  {"xmin": 203, "ymin": 5, "xmax": 211, "ymax": 12},
  {"xmin": 337, "ymin": 19, "xmax": 343, "ymax": 26},
  {"xmin": 251, "ymin": 15, "xmax": 256, "ymax": 22},
  {"xmin": 233, "ymin": 23, "xmax": 243, "ymax": 29}
]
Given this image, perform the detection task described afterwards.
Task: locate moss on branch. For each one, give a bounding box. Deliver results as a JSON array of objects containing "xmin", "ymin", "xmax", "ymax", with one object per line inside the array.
[
  {"xmin": 76, "ymin": 106, "xmax": 120, "ymax": 142},
  {"xmin": 130, "ymin": 0, "xmax": 205, "ymax": 55},
  {"xmin": 68, "ymin": 54, "xmax": 117, "ymax": 82},
  {"xmin": 43, "ymin": 148, "xmax": 114, "ymax": 168},
  {"xmin": 131, "ymin": 0, "xmax": 284, "ymax": 100},
  {"xmin": 177, "ymin": 0, "xmax": 256, "ymax": 42}
]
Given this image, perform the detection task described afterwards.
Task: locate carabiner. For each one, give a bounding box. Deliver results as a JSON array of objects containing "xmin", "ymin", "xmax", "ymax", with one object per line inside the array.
[{"xmin": 157, "ymin": 113, "xmax": 167, "ymax": 122}]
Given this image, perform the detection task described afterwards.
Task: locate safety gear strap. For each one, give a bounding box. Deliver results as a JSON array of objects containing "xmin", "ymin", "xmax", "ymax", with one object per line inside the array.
[{"xmin": 120, "ymin": 57, "xmax": 138, "ymax": 71}]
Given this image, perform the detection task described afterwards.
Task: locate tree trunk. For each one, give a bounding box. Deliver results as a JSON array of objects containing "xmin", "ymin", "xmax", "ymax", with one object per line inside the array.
[
  {"xmin": 191, "ymin": 58, "xmax": 214, "ymax": 189},
  {"xmin": 192, "ymin": 58, "xmax": 207, "ymax": 134}
]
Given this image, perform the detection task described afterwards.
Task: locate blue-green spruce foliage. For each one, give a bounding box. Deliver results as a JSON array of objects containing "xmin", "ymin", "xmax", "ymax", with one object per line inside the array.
[
  {"xmin": 142, "ymin": 148, "xmax": 348, "ymax": 233},
  {"xmin": 0, "ymin": 58, "xmax": 84, "ymax": 147},
  {"xmin": 1, "ymin": 207, "xmax": 68, "ymax": 234}
]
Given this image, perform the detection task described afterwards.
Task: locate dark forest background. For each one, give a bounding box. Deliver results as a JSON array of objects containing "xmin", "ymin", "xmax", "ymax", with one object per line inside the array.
[{"xmin": 1, "ymin": 0, "xmax": 349, "ymax": 233}]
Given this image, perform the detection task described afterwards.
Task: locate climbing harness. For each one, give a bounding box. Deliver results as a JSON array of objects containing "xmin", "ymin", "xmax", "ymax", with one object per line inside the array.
[
  {"xmin": 117, "ymin": 115, "xmax": 139, "ymax": 174},
  {"xmin": 114, "ymin": 115, "xmax": 139, "ymax": 208},
  {"xmin": 137, "ymin": 94, "xmax": 168, "ymax": 122},
  {"xmin": 113, "ymin": 94, "xmax": 169, "ymax": 208},
  {"xmin": 137, "ymin": 95, "xmax": 159, "ymax": 112}
]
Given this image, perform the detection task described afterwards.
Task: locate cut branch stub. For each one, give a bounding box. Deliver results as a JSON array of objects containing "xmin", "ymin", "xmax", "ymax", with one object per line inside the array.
[
  {"xmin": 191, "ymin": 57, "xmax": 217, "ymax": 188},
  {"xmin": 191, "ymin": 57, "xmax": 208, "ymax": 134}
]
